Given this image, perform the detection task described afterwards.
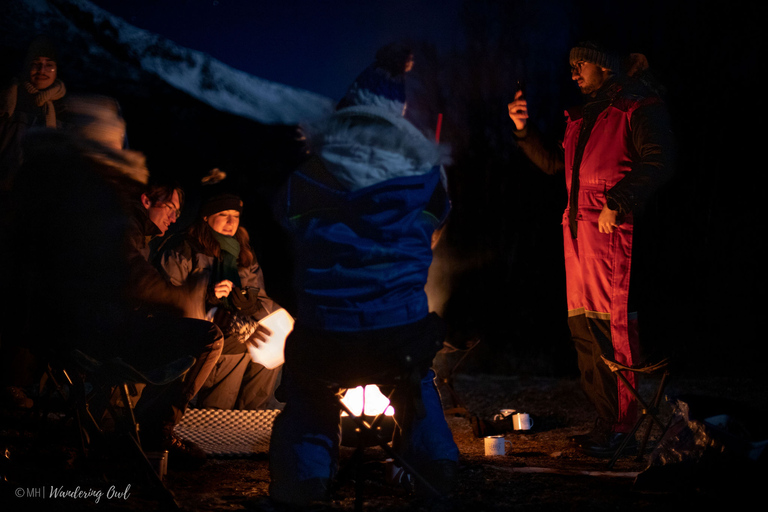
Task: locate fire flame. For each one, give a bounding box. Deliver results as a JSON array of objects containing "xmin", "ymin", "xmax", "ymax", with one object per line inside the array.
[{"xmin": 340, "ymin": 385, "xmax": 395, "ymax": 417}]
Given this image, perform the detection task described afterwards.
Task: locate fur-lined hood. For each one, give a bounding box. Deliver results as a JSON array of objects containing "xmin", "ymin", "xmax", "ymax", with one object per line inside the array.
[{"xmin": 300, "ymin": 105, "xmax": 450, "ymax": 191}]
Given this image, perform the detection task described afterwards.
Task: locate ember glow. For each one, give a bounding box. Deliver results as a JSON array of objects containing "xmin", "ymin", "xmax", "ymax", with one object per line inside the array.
[{"xmin": 340, "ymin": 385, "xmax": 395, "ymax": 417}]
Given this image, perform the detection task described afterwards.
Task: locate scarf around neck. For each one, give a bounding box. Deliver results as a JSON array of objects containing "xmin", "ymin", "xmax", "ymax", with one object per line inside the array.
[
  {"xmin": 213, "ymin": 231, "xmax": 242, "ymax": 290},
  {"xmin": 23, "ymin": 79, "xmax": 66, "ymax": 127}
]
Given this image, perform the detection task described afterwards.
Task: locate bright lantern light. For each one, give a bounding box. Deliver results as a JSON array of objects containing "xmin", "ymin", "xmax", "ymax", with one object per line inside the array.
[{"xmin": 340, "ymin": 385, "xmax": 395, "ymax": 417}]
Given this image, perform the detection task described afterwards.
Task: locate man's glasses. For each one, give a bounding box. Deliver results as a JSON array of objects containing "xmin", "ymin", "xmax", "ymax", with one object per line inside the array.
[{"xmin": 155, "ymin": 202, "xmax": 181, "ymax": 220}]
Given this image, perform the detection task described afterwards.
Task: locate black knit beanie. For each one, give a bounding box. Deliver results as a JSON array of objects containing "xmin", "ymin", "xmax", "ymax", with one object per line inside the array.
[
  {"xmin": 569, "ymin": 41, "xmax": 620, "ymax": 72},
  {"xmin": 25, "ymin": 35, "xmax": 58, "ymax": 66},
  {"xmin": 200, "ymin": 193, "xmax": 243, "ymax": 219}
]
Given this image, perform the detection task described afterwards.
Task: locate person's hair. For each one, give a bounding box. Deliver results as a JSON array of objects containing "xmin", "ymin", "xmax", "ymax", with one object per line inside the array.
[
  {"xmin": 188, "ymin": 219, "xmax": 254, "ymax": 268},
  {"xmin": 143, "ymin": 180, "xmax": 185, "ymax": 210}
]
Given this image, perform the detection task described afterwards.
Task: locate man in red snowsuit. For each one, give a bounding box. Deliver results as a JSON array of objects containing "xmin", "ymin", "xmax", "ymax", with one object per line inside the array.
[{"xmin": 508, "ymin": 41, "xmax": 675, "ymax": 456}]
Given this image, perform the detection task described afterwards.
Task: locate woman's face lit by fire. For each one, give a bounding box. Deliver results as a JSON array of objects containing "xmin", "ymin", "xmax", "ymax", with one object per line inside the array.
[{"xmin": 206, "ymin": 210, "xmax": 240, "ymax": 237}]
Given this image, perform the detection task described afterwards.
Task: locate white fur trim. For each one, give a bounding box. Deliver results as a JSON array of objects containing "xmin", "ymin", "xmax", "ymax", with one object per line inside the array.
[
  {"xmin": 301, "ymin": 106, "xmax": 450, "ymax": 191},
  {"xmin": 343, "ymin": 86, "xmax": 406, "ymax": 117}
]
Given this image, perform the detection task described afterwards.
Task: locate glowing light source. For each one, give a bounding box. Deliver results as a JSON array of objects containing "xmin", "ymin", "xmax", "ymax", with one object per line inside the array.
[{"xmin": 340, "ymin": 385, "xmax": 394, "ymax": 417}]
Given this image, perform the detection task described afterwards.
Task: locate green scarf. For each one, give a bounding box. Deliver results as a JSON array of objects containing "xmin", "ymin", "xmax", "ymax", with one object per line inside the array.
[{"xmin": 212, "ymin": 232, "xmax": 242, "ymax": 308}]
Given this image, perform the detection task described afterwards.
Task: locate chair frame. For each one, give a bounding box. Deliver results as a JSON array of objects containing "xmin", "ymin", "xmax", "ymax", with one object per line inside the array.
[
  {"xmin": 332, "ymin": 378, "xmax": 443, "ymax": 512},
  {"xmin": 435, "ymin": 338, "xmax": 480, "ymax": 417},
  {"xmin": 41, "ymin": 349, "xmax": 195, "ymax": 509},
  {"xmin": 600, "ymin": 355, "xmax": 672, "ymax": 469}
]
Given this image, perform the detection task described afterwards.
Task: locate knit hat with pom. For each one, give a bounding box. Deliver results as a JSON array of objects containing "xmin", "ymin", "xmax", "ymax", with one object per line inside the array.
[
  {"xmin": 198, "ymin": 169, "xmax": 243, "ymax": 218},
  {"xmin": 336, "ymin": 42, "xmax": 413, "ymax": 116}
]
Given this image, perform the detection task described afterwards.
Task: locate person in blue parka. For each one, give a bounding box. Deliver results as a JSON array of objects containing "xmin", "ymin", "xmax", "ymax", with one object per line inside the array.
[{"xmin": 268, "ymin": 43, "xmax": 459, "ymax": 507}]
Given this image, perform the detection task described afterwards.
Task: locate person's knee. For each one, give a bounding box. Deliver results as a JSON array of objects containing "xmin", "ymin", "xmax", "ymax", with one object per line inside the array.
[
  {"xmin": 208, "ymin": 324, "xmax": 224, "ymax": 348},
  {"xmin": 199, "ymin": 324, "xmax": 224, "ymax": 357}
]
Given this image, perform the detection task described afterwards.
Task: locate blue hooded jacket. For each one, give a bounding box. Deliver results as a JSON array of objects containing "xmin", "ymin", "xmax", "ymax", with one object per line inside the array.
[{"xmin": 282, "ymin": 105, "xmax": 450, "ymax": 331}]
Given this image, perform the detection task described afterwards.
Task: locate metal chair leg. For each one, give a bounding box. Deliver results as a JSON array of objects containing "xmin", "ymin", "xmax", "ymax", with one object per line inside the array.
[
  {"xmin": 601, "ymin": 356, "xmax": 672, "ymax": 469},
  {"xmin": 337, "ymin": 397, "xmax": 442, "ymax": 501}
]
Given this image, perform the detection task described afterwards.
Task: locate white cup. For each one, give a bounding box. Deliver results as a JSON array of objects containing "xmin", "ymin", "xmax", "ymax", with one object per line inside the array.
[
  {"xmin": 484, "ymin": 435, "xmax": 511, "ymax": 456},
  {"xmin": 146, "ymin": 450, "xmax": 168, "ymax": 479},
  {"xmin": 512, "ymin": 413, "xmax": 534, "ymax": 430},
  {"xmin": 492, "ymin": 408, "xmax": 516, "ymax": 421}
]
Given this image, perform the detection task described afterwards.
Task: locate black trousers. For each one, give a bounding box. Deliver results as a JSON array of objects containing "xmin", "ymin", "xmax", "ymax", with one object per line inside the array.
[
  {"xmin": 569, "ymin": 314, "xmax": 619, "ymax": 428},
  {"xmin": 115, "ymin": 317, "xmax": 224, "ymax": 430}
]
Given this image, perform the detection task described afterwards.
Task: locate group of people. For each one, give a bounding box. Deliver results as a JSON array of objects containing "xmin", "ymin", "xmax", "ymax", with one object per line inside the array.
[
  {"xmin": 0, "ymin": 32, "xmax": 674, "ymax": 509},
  {"xmin": 0, "ymin": 36, "xmax": 285, "ymax": 465}
]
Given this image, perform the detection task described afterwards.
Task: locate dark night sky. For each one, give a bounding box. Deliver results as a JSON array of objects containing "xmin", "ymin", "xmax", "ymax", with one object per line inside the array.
[{"xmin": 89, "ymin": 0, "xmax": 465, "ymax": 100}]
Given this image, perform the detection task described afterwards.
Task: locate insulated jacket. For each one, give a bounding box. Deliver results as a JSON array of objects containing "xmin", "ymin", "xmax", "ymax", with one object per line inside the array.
[
  {"xmin": 158, "ymin": 236, "xmax": 278, "ymax": 321},
  {"xmin": 564, "ymin": 81, "xmax": 672, "ymax": 234},
  {"xmin": 124, "ymin": 204, "xmax": 206, "ymax": 319},
  {"xmin": 516, "ymin": 78, "xmax": 673, "ymax": 313},
  {"xmin": 515, "ymin": 79, "xmax": 673, "ymax": 225},
  {"xmin": 280, "ymin": 105, "xmax": 450, "ymax": 332}
]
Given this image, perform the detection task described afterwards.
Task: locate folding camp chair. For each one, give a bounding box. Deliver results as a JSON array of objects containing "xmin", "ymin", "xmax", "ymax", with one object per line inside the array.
[
  {"xmin": 43, "ymin": 349, "xmax": 196, "ymax": 509},
  {"xmin": 434, "ymin": 337, "xmax": 480, "ymax": 417},
  {"xmin": 600, "ymin": 355, "xmax": 672, "ymax": 469}
]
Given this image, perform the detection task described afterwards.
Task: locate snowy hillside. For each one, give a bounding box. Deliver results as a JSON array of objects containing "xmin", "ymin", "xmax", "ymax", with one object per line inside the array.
[{"xmin": 5, "ymin": 0, "xmax": 335, "ymax": 125}]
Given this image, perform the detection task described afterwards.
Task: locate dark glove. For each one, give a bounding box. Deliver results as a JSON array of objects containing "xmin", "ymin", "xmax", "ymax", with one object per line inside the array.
[{"xmin": 229, "ymin": 286, "xmax": 264, "ymax": 317}]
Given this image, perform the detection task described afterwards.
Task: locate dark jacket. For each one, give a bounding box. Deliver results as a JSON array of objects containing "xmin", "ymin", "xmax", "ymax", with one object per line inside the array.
[
  {"xmin": 124, "ymin": 205, "xmax": 206, "ymax": 319},
  {"xmin": 158, "ymin": 234, "xmax": 278, "ymax": 321},
  {"xmin": 13, "ymin": 129, "xmax": 203, "ymax": 352},
  {"xmin": 11, "ymin": 129, "xmax": 144, "ymax": 353},
  {"xmin": 0, "ymin": 81, "xmax": 66, "ymax": 191}
]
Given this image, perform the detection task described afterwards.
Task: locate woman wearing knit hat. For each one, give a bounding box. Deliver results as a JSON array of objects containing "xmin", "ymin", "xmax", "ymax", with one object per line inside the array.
[{"xmin": 158, "ymin": 192, "xmax": 284, "ymax": 410}]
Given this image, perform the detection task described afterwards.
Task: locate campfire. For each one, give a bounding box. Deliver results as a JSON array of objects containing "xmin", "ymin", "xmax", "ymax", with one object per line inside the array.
[
  {"xmin": 340, "ymin": 385, "xmax": 396, "ymax": 447},
  {"xmin": 341, "ymin": 385, "xmax": 395, "ymax": 417}
]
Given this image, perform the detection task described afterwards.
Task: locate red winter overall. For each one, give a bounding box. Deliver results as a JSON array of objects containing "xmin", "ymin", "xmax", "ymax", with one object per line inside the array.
[{"xmin": 562, "ymin": 96, "xmax": 644, "ymax": 433}]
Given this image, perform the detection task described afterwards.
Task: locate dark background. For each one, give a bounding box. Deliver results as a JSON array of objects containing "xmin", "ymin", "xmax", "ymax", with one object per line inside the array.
[{"xmin": 1, "ymin": 0, "xmax": 764, "ymax": 381}]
